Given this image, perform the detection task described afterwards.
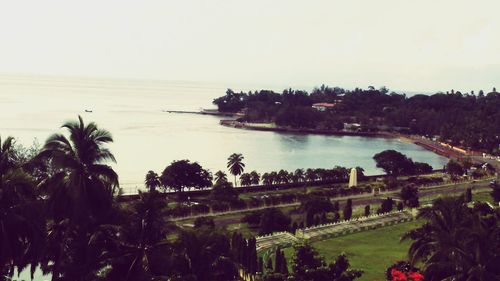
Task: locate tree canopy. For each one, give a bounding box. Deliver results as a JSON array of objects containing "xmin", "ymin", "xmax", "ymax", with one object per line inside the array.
[
  {"xmin": 214, "ymin": 86, "xmax": 500, "ymax": 153},
  {"xmin": 160, "ymin": 159, "xmax": 212, "ymax": 192}
]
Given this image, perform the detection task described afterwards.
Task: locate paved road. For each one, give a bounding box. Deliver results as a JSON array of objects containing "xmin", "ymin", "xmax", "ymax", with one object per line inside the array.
[{"xmin": 171, "ymin": 178, "xmax": 494, "ymax": 223}]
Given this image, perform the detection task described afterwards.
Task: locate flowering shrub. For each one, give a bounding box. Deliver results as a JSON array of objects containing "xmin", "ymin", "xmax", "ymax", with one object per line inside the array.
[
  {"xmin": 390, "ymin": 268, "xmax": 424, "ymax": 281},
  {"xmin": 386, "ymin": 261, "xmax": 424, "ymax": 281}
]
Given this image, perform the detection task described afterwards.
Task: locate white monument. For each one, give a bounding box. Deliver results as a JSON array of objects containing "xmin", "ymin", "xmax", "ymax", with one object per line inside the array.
[{"xmin": 348, "ymin": 168, "xmax": 357, "ymax": 187}]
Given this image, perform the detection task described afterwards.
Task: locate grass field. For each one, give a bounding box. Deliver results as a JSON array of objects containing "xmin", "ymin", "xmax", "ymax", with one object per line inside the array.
[
  {"xmin": 473, "ymin": 191, "xmax": 494, "ymax": 204},
  {"xmin": 283, "ymin": 220, "xmax": 424, "ymax": 281}
]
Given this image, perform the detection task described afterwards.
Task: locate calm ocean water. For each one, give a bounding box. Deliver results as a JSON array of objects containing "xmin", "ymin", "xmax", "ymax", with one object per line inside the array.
[{"xmin": 0, "ymin": 75, "xmax": 448, "ymax": 194}]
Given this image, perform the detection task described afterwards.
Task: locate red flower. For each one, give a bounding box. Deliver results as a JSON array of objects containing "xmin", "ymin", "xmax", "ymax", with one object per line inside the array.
[
  {"xmin": 391, "ymin": 269, "xmax": 408, "ymax": 281},
  {"xmin": 408, "ymin": 271, "xmax": 424, "ymax": 281}
]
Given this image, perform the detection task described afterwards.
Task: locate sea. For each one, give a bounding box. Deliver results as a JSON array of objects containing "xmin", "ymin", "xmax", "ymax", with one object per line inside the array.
[
  {"xmin": 0, "ymin": 75, "xmax": 448, "ymax": 195},
  {"xmin": 1, "ymin": 74, "xmax": 448, "ymax": 281}
]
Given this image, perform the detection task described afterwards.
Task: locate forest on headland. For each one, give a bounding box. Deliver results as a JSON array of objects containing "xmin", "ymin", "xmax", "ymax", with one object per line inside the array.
[{"xmin": 213, "ymin": 86, "xmax": 500, "ymax": 154}]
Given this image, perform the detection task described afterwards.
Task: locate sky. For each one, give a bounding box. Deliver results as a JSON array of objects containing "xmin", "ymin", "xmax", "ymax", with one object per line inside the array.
[{"xmin": 1, "ymin": 0, "xmax": 499, "ymax": 93}]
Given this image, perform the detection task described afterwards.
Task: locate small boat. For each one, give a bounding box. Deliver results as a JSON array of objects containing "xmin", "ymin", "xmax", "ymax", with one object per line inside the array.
[{"xmin": 85, "ymin": 110, "xmax": 93, "ymax": 113}]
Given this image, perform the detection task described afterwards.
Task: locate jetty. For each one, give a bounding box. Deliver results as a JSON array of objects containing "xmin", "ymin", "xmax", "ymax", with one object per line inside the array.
[{"xmin": 163, "ymin": 109, "xmax": 235, "ymax": 117}]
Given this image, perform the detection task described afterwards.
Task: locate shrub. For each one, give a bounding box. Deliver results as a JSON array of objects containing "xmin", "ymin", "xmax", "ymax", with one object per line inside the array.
[
  {"xmin": 242, "ymin": 211, "xmax": 262, "ymax": 226},
  {"xmin": 194, "ymin": 217, "xmax": 215, "ymax": 228}
]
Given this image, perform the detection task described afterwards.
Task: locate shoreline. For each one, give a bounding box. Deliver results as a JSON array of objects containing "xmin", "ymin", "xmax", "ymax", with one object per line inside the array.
[
  {"xmin": 218, "ymin": 120, "xmax": 483, "ymax": 162},
  {"xmin": 219, "ymin": 119, "xmax": 394, "ymax": 138}
]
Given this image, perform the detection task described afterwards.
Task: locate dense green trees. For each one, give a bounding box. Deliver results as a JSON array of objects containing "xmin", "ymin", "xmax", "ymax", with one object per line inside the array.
[
  {"xmin": 373, "ymin": 150, "xmax": 415, "ymax": 177},
  {"xmin": 445, "ymin": 159, "xmax": 464, "ymax": 179},
  {"xmin": 258, "ymin": 208, "xmax": 292, "ymax": 235},
  {"xmin": 3, "ymin": 116, "xmax": 499, "ymax": 280},
  {"xmin": 0, "ymin": 136, "xmax": 44, "ymax": 278},
  {"xmin": 214, "ymin": 87, "xmax": 500, "ymax": 153},
  {"xmin": 373, "ymin": 150, "xmax": 435, "ymax": 177},
  {"xmin": 210, "ymin": 181, "xmax": 239, "ymax": 203},
  {"xmin": 403, "ymin": 196, "xmax": 500, "ymax": 280},
  {"xmin": 0, "ymin": 117, "xmax": 252, "ymax": 280}
]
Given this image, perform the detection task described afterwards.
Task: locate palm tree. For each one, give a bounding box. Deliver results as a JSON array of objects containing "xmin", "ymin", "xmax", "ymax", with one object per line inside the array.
[
  {"xmin": 240, "ymin": 173, "xmax": 252, "ymax": 187},
  {"xmin": 34, "ymin": 116, "xmax": 120, "ymax": 280},
  {"xmin": 0, "ymin": 137, "xmax": 44, "ymax": 278},
  {"xmin": 227, "ymin": 153, "xmax": 245, "ymax": 187},
  {"xmin": 176, "ymin": 228, "xmax": 239, "ymax": 281},
  {"xmin": 0, "ymin": 136, "xmax": 16, "ymax": 179},
  {"xmin": 36, "ymin": 116, "xmax": 118, "ymax": 222},
  {"xmin": 402, "ymin": 196, "xmax": 500, "ymax": 280},
  {"xmin": 144, "ymin": 170, "xmax": 160, "ymax": 192},
  {"xmin": 277, "ymin": 170, "xmax": 290, "ymax": 184},
  {"xmin": 269, "ymin": 171, "xmax": 278, "ymax": 184},
  {"xmin": 305, "ymin": 168, "xmax": 317, "ymax": 182},
  {"xmin": 214, "ymin": 170, "xmax": 228, "ymax": 184},
  {"xmin": 262, "ymin": 173, "xmax": 272, "ymax": 185},
  {"xmin": 105, "ymin": 190, "xmax": 175, "ymax": 281},
  {"xmin": 250, "ymin": 170, "xmax": 260, "ymax": 185},
  {"xmin": 294, "ymin": 169, "xmax": 305, "ymax": 183}
]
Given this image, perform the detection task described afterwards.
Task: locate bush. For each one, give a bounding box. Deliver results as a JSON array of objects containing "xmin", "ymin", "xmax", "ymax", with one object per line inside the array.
[
  {"xmin": 229, "ymin": 199, "xmax": 247, "ymax": 210},
  {"xmin": 191, "ymin": 204, "xmax": 210, "ymax": 214},
  {"xmin": 248, "ymin": 197, "xmax": 263, "ymax": 208},
  {"xmin": 259, "ymin": 208, "xmax": 291, "ymax": 235},
  {"xmin": 241, "ymin": 211, "xmax": 262, "ymax": 226},
  {"xmin": 211, "ymin": 202, "xmax": 230, "ymax": 212},
  {"xmin": 194, "ymin": 217, "xmax": 215, "ymax": 228}
]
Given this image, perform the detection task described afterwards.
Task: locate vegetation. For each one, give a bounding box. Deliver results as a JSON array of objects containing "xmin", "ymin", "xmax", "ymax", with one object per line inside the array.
[
  {"xmin": 227, "ymin": 153, "xmax": 245, "ymax": 187},
  {"xmin": 160, "ymin": 159, "xmax": 212, "ymax": 192},
  {"xmin": 400, "ymin": 185, "xmax": 419, "ymax": 208},
  {"xmin": 373, "ymin": 150, "xmax": 432, "ymax": 177},
  {"xmin": 284, "ymin": 221, "xmax": 424, "ymax": 281},
  {"xmin": 1, "ymin": 116, "xmax": 497, "ymax": 280},
  {"xmin": 265, "ymin": 243, "xmax": 362, "ymax": 281},
  {"xmin": 213, "ymin": 86, "xmax": 500, "ymax": 154},
  {"xmin": 403, "ymin": 196, "xmax": 500, "ymax": 280}
]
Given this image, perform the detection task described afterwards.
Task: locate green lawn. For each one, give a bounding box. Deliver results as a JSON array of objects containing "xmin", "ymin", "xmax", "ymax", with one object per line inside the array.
[
  {"xmin": 284, "ymin": 220, "xmax": 424, "ymax": 281},
  {"xmin": 473, "ymin": 191, "xmax": 494, "ymax": 204}
]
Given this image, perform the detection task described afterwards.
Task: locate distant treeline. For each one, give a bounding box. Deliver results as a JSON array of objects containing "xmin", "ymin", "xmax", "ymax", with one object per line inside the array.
[{"xmin": 213, "ymin": 85, "xmax": 500, "ymax": 153}]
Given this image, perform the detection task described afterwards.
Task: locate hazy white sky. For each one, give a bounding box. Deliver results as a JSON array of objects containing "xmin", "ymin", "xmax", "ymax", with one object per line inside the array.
[{"xmin": 1, "ymin": 0, "xmax": 499, "ymax": 92}]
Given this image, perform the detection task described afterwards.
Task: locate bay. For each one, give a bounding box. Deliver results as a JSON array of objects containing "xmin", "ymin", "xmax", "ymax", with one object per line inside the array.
[{"xmin": 0, "ymin": 75, "xmax": 448, "ymax": 194}]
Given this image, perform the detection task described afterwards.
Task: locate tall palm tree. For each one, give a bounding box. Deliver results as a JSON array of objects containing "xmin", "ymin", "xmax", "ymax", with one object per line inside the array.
[
  {"xmin": 227, "ymin": 153, "xmax": 245, "ymax": 187},
  {"xmin": 214, "ymin": 170, "xmax": 228, "ymax": 184},
  {"xmin": 35, "ymin": 116, "xmax": 119, "ymax": 280},
  {"xmin": 37, "ymin": 116, "xmax": 118, "ymax": 222},
  {"xmin": 144, "ymin": 170, "xmax": 160, "ymax": 192}
]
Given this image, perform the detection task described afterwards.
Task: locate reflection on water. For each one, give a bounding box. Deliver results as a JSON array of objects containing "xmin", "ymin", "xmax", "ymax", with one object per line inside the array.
[{"xmin": 0, "ymin": 75, "xmax": 448, "ymax": 194}]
